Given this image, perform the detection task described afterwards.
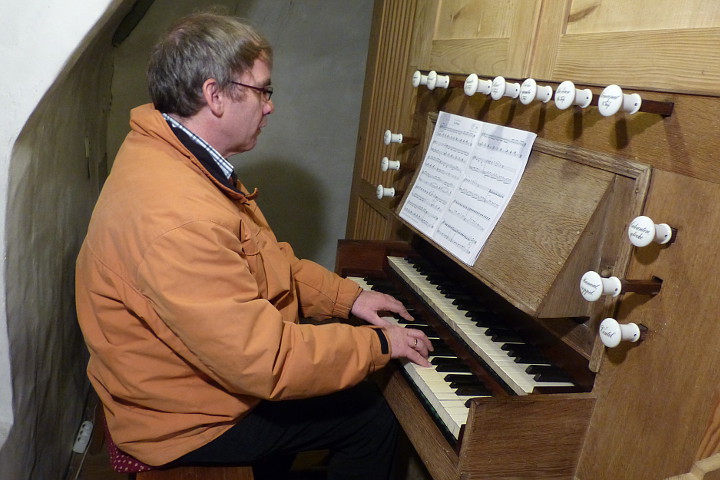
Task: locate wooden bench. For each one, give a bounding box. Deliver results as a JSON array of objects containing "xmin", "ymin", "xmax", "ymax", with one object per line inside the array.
[{"xmin": 99, "ymin": 409, "xmax": 254, "ymax": 480}]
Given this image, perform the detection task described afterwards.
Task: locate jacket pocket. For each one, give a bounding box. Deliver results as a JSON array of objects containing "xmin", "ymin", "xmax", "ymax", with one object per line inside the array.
[{"xmin": 239, "ymin": 225, "xmax": 269, "ymax": 297}]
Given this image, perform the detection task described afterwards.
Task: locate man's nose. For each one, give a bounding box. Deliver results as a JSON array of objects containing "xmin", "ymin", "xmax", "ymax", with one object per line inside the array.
[{"xmin": 264, "ymin": 99, "xmax": 274, "ymax": 115}]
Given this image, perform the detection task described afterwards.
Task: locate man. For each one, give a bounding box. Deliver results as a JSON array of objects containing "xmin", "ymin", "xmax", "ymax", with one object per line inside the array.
[{"xmin": 75, "ymin": 12, "xmax": 432, "ymax": 480}]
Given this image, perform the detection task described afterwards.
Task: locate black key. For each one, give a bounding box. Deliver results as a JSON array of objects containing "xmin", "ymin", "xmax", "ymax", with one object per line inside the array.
[
  {"xmin": 485, "ymin": 328, "xmax": 523, "ymax": 343},
  {"xmin": 429, "ymin": 338, "xmax": 447, "ymax": 348},
  {"xmin": 429, "ymin": 344, "xmax": 454, "ymax": 356},
  {"xmin": 474, "ymin": 318, "xmax": 505, "ymax": 329},
  {"xmin": 501, "ymin": 343, "xmax": 537, "ymax": 354},
  {"xmin": 513, "ymin": 353, "xmax": 549, "ymax": 364},
  {"xmin": 444, "ymin": 373, "xmax": 478, "ymax": 383},
  {"xmin": 491, "ymin": 332, "xmax": 524, "ymax": 343},
  {"xmin": 431, "ymin": 357, "xmax": 460, "ymax": 365},
  {"xmin": 435, "ymin": 363, "xmax": 472, "ymax": 373},
  {"xmin": 526, "ymin": 365, "xmax": 573, "ymax": 383},
  {"xmin": 456, "ymin": 385, "xmax": 491, "ymax": 396},
  {"xmin": 525, "ymin": 365, "xmax": 561, "ymax": 375},
  {"xmin": 449, "ymin": 377, "xmax": 483, "ymax": 387},
  {"xmin": 453, "ymin": 300, "xmax": 488, "ymax": 312},
  {"xmin": 466, "ymin": 311, "xmax": 501, "ymax": 326}
]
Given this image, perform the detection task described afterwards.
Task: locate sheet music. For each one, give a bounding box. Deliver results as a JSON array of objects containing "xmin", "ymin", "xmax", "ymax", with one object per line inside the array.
[{"xmin": 399, "ymin": 112, "xmax": 536, "ymax": 265}]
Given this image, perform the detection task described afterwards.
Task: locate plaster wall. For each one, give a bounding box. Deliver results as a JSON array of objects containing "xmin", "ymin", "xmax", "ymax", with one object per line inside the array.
[
  {"xmin": 0, "ymin": 0, "xmax": 130, "ymax": 477},
  {"xmin": 108, "ymin": 0, "xmax": 374, "ymax": 268}
]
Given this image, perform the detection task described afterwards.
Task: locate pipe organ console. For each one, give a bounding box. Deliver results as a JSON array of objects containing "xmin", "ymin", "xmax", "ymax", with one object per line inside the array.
[
  {"xmin": 340, "ymin": 128, "xmax": 653, "ymax": 478},
  {"xmin": 344, "ymin": 3, "xmax": 720, "ymax": 478}
]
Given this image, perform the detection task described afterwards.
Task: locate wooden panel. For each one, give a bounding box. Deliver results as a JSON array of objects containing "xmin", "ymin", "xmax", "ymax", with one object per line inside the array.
[
  {"xmin": 349, "ymin": 195, "xmax": 392, "ymax": 241},
  {"xmin": 566, "ymin": 0, "xmax": 720, "ymax": 34},
  {"xmin": 531, "ymin": 0, "xmax": 720, "ymax": 95},
  {"xmin": 434, "ymin": 0, "xmax": 517, "ymax": 39},
  {"xmin": 138, "ymin": 467, "xmax": 254, "ymax": 479},
  {"xmin": 577, "ymin": 170, "xmax": 720, "ymax": 479},
  {"xmin": 459, "ymin": 394, "xmax": 595, "ymax": 479},
  {"xmin": 375, "ymin": 369, "xmax": 460, "ymax": 480},
  {"xmin": 417, "ymin": 0, "xmax": 542, "ymax": 77},
  {"xmin": 347, "ymin": 0, "xmax": 419, "ymax": 240},
  {"xmin": 408, "ymin": 0, "xmax": 438, "ymax": 69},
  {"xmin": 529, "ymin": 0, "xmax": 570, "ymax": 80},
  {"xmin": 552, "ymin": 29, "xmax": 720, "ymax": 95},
  {"xmin": 475, "ymin": 148, "xmax": 614, "ymax": 315},
  {"xmin": 429, "ymin": 38, "xmax": 509, "ymax": 75}
]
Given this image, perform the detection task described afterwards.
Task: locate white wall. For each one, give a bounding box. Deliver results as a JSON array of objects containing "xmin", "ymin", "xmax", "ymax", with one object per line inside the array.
[{"xmin": 0, "ymin": 0, "xmax": 130, "ymax": 477}]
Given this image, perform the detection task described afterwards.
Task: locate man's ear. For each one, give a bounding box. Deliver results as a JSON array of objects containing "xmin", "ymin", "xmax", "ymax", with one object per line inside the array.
[{"xmin": 202, "ymin": 78, "xmax": 225, "ymax": 117}]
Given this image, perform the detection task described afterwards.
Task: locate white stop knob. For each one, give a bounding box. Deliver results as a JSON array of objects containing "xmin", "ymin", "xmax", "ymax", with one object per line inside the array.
[
  {"xmin": 376, "ymin": 185, "xmax": 395, "ymax": 199},
  {"xmin": 427, "ymin": 71, "xmax": 450, "ymax": 90},
  {"xmin": 598, "ymin": 84, "xmax": 642, "ymax": 116},
  {"xmin": 580, "ymin": 271, "xmax": 622, "ymax": 302},
  {"xmin": 412, "ymin": 70, "xmax": 428, "ymax": 88},
  {"xmin": 464, "ymin": 74, "xmax": 492, "ymax": 96},
  {"xmin": 384, "ymin": 130, "xmax": 403, "ymax": 145},
  {"xmin": 628, "ymin": 216, "xmax": 673, "ymax": 247},
  {"xmin": 380, "ymin": 157, "xmax": 400, "ymax": 172},
  {"xmin": 519, "ymin": 78, "xmax": 553, "ymax": 105},
  {"xmin": 599, "ymin": 318, "xmax": 641, "ymax": 348},
  {"xmin": 554, "ymin": 80, "xmax": 592, "ymax": 110},
  {"xmin": 490, "ymin": 76, "xmax": 520, "ymax": 100}
]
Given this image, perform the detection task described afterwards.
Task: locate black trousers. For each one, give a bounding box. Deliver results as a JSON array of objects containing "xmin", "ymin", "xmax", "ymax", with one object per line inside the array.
[{"xmin": 170, "ymin": 381, "xmax": 398, "ymax": 480}]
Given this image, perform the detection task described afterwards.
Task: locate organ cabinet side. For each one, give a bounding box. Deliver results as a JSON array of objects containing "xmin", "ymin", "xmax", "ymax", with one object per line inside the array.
[{"xmin": 344, "ymin": 0, "xmax": 720, "ymax": 478}]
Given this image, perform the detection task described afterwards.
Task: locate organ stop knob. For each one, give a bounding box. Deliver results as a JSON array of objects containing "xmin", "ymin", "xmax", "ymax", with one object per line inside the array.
[
  {"xmin": 376, "ymin": 185, "xmax": 396, "ymax": 199},
  {"xmin": 490, "ymin": 76, "xmax": 520, "ymax": 100},
  {"xmin": 384, "ymin": 130, "xmax": 418, "ymax": 145},
  {"xmin": 599, "ymin": 318, "xmax": 645, "ymax": 348},
  {"xmin": 427, "ymin": 70, "xmax": 450, "ymax": 90},
  {"xmin": 381, "ymin": 157, "xmax": 400, "ymax": 171},
  {"xmin": 598, "ymin": 84, "xmax": 642, "ymax": 116},
  {"xmin": 580, "ymin": 271, "xmax": 662, "ymax": 301},
  {"xmin": 519, "ymin": 78, "xmax": 553, "ymax": 105},
  {"xmin": 554, "ymin": 80, "xmax": 592, "ymax": 110},
  {"xmin": 628, "ymin": 215, "xmax": 675, "ymax": 247},
  {"xmin": 580, "ymin": 271, "xmax": 622, "ymax": 301},
  {"xmin": 412, "ymin": 70, "xmax": 428, "ymax": 88},
  {"xmin": 464, "ymin": 74, "xmax": 492, "ymax": 96}
]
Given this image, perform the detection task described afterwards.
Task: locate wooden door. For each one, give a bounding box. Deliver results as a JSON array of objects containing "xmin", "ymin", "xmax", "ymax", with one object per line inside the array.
[
  {"xmin": 412, "ymin": 0, "xmax": 543, "ymax": 77},
  {"xmin": 532, "ymin": 0, "xmax": 720, "ymax": 95}
]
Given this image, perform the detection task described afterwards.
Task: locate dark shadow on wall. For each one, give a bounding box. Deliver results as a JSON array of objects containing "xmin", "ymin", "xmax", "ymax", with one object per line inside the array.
[{"xmin": 234, "ymin": 157, "xmax": 325, "ymax": 262}]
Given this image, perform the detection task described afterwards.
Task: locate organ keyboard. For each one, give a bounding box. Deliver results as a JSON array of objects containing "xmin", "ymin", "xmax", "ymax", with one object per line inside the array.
[
  {"xmin": 336, "ymin": 240, "xmax": 597, "ymax": 480},
  {"xmin": 348, "ymin": 254, "xmax": 581, "ymax": 443},
  {"xmin": 385, "ymin": 255, "xmax": 576, "ymax": 394}
]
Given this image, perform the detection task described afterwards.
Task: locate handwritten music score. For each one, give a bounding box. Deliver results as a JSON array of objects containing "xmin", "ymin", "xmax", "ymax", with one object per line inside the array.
[{"xmin": 399, "ymin": 112, "xmax": 536, "ymax": 265}]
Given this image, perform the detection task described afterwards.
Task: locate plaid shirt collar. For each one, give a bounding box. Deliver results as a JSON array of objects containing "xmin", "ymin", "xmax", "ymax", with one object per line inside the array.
[{"xmin": 162, "ymin": 113, "xmax": 234, "ymax": 180}]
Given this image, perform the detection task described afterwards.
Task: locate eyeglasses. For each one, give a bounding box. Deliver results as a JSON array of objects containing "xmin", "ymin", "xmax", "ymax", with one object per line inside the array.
[{"xmin": 231, "ymin": 81, "xmax": 273, "ymax": 101}]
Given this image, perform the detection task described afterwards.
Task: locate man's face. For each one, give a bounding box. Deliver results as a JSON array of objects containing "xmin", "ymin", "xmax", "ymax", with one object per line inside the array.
[{"xmin": 222, "ymin": 57, "xmax": 274, "ymax": 156}]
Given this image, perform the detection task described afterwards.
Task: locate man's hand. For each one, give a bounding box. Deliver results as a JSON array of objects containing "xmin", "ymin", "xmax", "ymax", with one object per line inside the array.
[
  {"xmin": 350, "ymin": 290, "xmax": 413, "ymax": 327},
  {"xmin": 385, "ymin": 324, "xmax": 433, "ymax": 367},
  {"xmin": 350, "ymin": 290, "xmax": 433, "ymax": 367}
]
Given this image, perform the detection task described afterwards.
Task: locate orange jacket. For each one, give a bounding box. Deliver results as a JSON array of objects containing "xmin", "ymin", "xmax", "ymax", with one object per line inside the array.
[{"xmin": 75, "ymin": 104, "xmax": 391, "ymax": 465}]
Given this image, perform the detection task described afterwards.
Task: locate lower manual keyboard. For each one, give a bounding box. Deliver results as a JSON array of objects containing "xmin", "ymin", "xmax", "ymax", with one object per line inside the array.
[
  {"xmin": 385, "ymin": 256, "xmax": 576, "ymax": 395},
  {"xmin": 349, "ymin": 276, "xmax": 490, "ymax": 439}
]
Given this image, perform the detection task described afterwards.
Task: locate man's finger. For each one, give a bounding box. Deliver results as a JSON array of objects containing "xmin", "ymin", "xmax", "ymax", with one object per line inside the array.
[{"xmin": 407, "ymin": 348, "xmax": 431, "ymax": 368}]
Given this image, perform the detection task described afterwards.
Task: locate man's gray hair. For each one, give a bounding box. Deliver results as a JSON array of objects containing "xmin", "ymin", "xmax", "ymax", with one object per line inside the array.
[{"xmin": 148, "ymin": 12, "xmax": 273, "ymax": 117}]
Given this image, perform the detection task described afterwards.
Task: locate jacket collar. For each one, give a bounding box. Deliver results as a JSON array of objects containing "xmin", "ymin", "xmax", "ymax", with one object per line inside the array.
[{"xmin": 130, "ymin": 104, "xmax": 258, "ymax": 203}]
